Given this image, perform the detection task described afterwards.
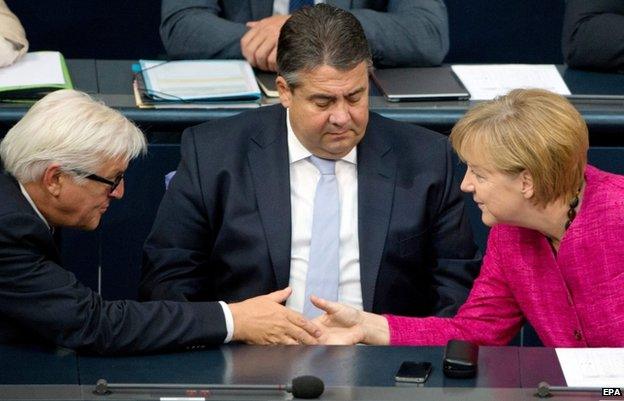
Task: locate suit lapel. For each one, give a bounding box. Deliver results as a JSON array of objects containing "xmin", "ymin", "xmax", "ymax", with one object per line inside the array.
[
  {"xmin": 357, "ymin": 115, "xmax": 396, "ymax": 312},
  {"xmin": 247, "ymin": 106, "xmax": 292, "ymax": 290},
  {"xmin": 2, "ymin": 173, "xmax": 61, "ymax": 263},
  {"xmin": 250, "ymin": 0, "xmax": 275, "ymax": 20}
]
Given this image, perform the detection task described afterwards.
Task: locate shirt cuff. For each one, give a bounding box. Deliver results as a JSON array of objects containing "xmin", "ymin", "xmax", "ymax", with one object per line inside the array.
[{"xmin": 219, "ymin": 301, "xmax": 234, "ymax": 343}]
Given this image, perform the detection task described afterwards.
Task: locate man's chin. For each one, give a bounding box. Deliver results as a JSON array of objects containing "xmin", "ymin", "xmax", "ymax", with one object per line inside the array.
[
  {"xmin": 81, "ymin": 218, "xmax": 103, "ymax": 231},
  {"xmin": 322, "ymin": 139, "xmax": 360, "ymax": 157}
]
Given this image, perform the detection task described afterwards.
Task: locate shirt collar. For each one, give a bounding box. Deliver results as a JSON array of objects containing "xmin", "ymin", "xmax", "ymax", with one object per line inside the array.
[
  {"xmin": 286, "ymin": 108, "xmax": 357, "ymax": 165},
  {"xmin": 19, "ymin": 182, "xmax": 51, "ymax": 230}
]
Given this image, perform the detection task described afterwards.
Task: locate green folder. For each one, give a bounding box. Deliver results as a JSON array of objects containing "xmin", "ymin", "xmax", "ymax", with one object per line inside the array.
[{"xmin": 0, "ymin": 51, "xmax": 73, "ymax": 103}]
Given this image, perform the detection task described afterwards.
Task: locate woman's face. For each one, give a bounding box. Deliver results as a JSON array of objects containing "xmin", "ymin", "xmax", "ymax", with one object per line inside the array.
[{"xmin": 460, "ymin": 153, "xmax": 529, "ymax": 227}]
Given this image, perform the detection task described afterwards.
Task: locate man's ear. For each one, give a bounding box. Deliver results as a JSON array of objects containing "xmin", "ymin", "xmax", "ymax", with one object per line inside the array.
[
  {"xmin": 519, "ymin": 170, "xmax": 534, "ymax": 199},
  {"xmin": 41, "ymin": 164, "xmax": 64, "ymax": 197},
  {"xmin": 276, "ymin": 76, "xmax": 293, "ymax": 108}
]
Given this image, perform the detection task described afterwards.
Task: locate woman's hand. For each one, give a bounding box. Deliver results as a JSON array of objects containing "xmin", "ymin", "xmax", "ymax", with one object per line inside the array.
[{"xmin": 310, "ymin": 296, "xmax": 390, "ymax": 345}]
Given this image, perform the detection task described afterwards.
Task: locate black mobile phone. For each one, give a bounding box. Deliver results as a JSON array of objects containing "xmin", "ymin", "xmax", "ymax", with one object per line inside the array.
[
  {"xmin": 443, "ymin": 339, "xmax": 479, "ymax": 378},
  {"xmin": 394, "ymin": 361, "xmax": 432, "ymax": 383}
]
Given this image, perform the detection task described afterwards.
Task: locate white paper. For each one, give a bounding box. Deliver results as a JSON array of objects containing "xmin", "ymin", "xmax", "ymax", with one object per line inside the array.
[
  {"xmin": 0, "ymin": 51, "xmax": 65, "ymax": 88},
  {"xmin": 451, "ymin": 64, "xmax": 571, "ymax": 100},
  {"xmin": 140, "ymin": 59, "xmax": 261, "ymax": 101},
  {"xmin": 556, "ymin": 348, "xmax": 624, "ymax": 388}
]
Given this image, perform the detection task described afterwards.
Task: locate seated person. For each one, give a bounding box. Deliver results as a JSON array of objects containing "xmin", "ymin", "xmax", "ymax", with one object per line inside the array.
[
  {"xmin": 141, "ymin": 4, "xmax": 481, "ymax": 343},
  {"xmin": 0, "ymin": 89, "xmax": 321, "ymax": 353},
  {"xmin": 311, "ymin": 89, "xmax": 624, "ymax": 347},
  {"xmin": 160, "ymin": 0, "xmax": 449, "ymax": 70},
  {"xmin": 0, "ymin": 0, "xmax": 28, "ymax": 67},
  {"xmin": 562, "ymin": 0, "xmax": 624, "ymax": 72}
]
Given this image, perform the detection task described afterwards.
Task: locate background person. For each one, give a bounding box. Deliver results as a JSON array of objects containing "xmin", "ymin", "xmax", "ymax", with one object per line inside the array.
[
  {"xmin": 562, "ymin": 0, "xmax": 624, "ymax": 73},
  {"xmin": 160, "ymin": 0, "xmax": 449, "ymax": 71},
  {"xmin": 0, "ymin": 0, "xmax": 28, "ymax": 67},
  {"xmin": 310, "ymin": 89, "xmax": 624, "ymax": 348}
]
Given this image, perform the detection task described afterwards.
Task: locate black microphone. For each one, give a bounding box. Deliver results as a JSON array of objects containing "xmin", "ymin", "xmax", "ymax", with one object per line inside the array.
[
  {"xmin": 536, "ymin": 381, "xmax": 601, "ymax": 398},
  {"xmin": 94, "ymin": 375, "xmax": 324, "ymax": 399}
]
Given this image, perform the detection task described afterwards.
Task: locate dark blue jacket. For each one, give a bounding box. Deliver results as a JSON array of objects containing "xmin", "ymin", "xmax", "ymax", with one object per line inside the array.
[
  {"xmin": 141, "ymin": 104, "xmax": 481, "ymax": 317},
  {"xmin": 0, "ymin": 172, "xmax": 226, "ymax": 353}
]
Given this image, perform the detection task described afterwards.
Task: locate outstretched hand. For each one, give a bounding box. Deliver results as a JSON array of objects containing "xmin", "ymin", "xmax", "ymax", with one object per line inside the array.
[
  {"xmin": 311, "ymin": 296, "xmax": 392, "ymax": 345},
  {"xmin": 310, "ymin": 296, "xmax": 366, "ymax": 345},
  {"xmin": 229, "ymin": 287, "xmax": 322, "ymax": 345}
]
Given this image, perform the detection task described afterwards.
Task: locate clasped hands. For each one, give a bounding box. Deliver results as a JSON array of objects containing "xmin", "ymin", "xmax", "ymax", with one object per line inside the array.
[
  {"xmin": 229, "ymin": 288, "xmax": 389, "ymax": 345},
  {"xmin": 240, "ymin": 15, "xmax": 290, "ymax": 72}
]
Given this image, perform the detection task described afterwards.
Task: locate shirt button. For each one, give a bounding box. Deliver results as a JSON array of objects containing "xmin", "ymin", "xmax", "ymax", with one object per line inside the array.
[{"xmin": 574, "ymin": 330, "xmax": 583, "ymax": 341}]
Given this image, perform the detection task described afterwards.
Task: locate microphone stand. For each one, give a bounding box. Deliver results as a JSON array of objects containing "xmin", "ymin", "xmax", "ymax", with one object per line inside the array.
[
  {"xmin": 95, "ymin": 379, "xmax": 289, "ymax": 395},
  {"xmin": 94, "ymin": 375, "xmax": 324, "ymax": 399},
  {"xmin": 535, "ymin": 381, "xmax": 607, "ymax": 398}
]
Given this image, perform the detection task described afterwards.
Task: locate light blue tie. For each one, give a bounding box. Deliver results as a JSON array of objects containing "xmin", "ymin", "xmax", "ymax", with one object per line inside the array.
[
  {"xmin": 303, "ymin": 156, "xmax": 340, "ymax": 318},
  {"xmin": 289, "ymin": 0, "xmax": 314, "ymax": 13}
]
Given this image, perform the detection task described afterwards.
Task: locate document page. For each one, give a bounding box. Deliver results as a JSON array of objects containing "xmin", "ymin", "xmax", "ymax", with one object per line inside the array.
[
  {"xmin": 0, "ymin": 52, "xmax": 65, "ymax": 88},
  {"xmin": 451, "ymin": 64, "xmax": 571, "ymax": 100},
  {"xmin": 140, "ymin": 60, "xmax": 261, "ymax": 101},
  {"xmin": 556, "ymin": 348, "xmax": 624, "ymax": 388}
]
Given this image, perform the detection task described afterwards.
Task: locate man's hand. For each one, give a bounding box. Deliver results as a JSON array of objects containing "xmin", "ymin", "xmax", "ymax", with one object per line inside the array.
[
  {"xmin": 0, "ymin": 37, "xmax": 21, "ymax": 68},
  {"xmin": 229, "ymin": 287, "xmax": 321, "ymax": 345},
  {"xmin": 240, "ymin": 15, "xmax": 289, "ymax": 71},
  {"xmin": 311, "ymin": 296, "xmax": 391, "ymax": 345}
]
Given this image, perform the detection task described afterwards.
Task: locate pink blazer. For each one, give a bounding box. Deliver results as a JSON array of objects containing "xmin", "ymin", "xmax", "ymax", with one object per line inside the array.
[{"xmin": 387, "ymin": 165, "xmax": 624, "ymax": 347}]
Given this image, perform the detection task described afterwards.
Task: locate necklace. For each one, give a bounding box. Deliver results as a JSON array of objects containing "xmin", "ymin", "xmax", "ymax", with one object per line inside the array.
[
  {"xmin": 547, "ymin": 186, "xmax": 582, "ymax": 250},
  {"xmin": 564, "ymin": 187, "xmax": 582, "ymax": 230}
]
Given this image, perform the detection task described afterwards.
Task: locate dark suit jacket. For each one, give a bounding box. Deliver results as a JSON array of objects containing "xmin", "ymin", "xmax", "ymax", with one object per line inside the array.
[
  {"xmin": 0, "ymin": 172, "xmax": 226, "ymax": 353},
  {"xmin": 141, "ymin": 105, "xmax": 480, "ymax": 317},
  {"xmin": 160, "ymin": 0, "xmax": 449, "ymax": 67},
  {"xmin": 562, "ymin": 0, "xmax": 624, "ymax": 72}
]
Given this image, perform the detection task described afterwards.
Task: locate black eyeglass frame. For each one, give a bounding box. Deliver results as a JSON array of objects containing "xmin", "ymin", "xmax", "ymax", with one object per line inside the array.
[{"xmin": 70, "ymin": 169, "xmax": 124, "ymax": 192}]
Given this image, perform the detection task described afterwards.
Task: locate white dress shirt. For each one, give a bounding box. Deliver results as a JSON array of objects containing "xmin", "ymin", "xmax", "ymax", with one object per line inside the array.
[
  {"xmin": 273, "ymin": 0, "xmax": 324, "ymax": 16},
  {"xmin": 19, "ymin": 182, "xmax": 51, "ymax": 230},
  {"xmin": 285, "ymin": 109, "xmax": 363, "ymax": 313},
  {"xmin": 222, "ymin": 107, "xmax": 364, "ymax": 341}
]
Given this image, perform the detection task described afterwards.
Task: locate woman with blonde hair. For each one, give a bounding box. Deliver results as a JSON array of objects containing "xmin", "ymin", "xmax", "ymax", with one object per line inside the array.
[{"xmin": 312, "ymin": 88, "xmax": 624, "ymax": 347}]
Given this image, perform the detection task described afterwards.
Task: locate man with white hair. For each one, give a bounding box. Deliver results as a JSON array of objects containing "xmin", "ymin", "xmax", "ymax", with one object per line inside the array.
[{"xmin": 0, "ymin": 89, "xmax": 321, "ymax": 353}]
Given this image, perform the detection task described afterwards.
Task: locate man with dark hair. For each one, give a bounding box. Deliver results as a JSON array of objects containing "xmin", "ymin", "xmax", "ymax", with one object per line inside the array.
[
  {"xmin": 142, "ymin": 4, "xmax": 480, "ymax": 345},
  {"xmin": 159, "ymin": 0, "xmax": 449, "ymax": 71}
]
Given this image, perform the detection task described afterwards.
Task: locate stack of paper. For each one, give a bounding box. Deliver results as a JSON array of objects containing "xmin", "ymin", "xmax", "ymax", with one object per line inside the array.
[
  {"xmin": 451, "ymin": 64, "xmax": 571, "ymax": 100},
  {"xmin": 133, "ymin": 59, "xmax": 261, "ymax": 109},
  {"xmin": 556, "ymin": 348, "xmax": 624, "ymax": 388},
  {"xmin": 0, "ymin": 51, "xmax": 73, "ymax": 102}
]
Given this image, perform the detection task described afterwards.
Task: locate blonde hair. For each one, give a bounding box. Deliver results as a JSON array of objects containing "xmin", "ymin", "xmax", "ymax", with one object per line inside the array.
[
  {"xmin": 0, "ymin": 89, "xmax": 146, "ymax": 183},
  {"xmin": 450, "ymin": 89, "xmax": 588, "ymax": 207}
]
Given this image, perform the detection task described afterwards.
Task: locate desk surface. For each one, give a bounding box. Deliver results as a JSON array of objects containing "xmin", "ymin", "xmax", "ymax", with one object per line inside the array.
[
  {"xmin": 0, "ymin": 344, "xmax": 614, "ymax": 401},
  {"xmin": 95, "ymin": 60, "xmax": 624, "ymax": 144},
  {"xmin": 1, "ymin": 60, "xmax": 623, "ymax": 145}
]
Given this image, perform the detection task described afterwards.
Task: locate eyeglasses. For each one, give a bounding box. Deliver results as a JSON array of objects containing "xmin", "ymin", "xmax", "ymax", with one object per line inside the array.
[{"xmin": 71, "ymin": 169, "xmax": 124, "ymax": 193}]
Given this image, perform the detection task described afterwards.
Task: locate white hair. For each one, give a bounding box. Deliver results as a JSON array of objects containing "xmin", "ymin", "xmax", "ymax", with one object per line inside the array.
[{"xmin": 0, "ymin": 89, "xmax": 146, "ymax": 183}]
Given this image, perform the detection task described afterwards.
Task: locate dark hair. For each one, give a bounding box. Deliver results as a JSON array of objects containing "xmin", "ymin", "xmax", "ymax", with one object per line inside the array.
[{"xmin": 277, "ymin": 4, "xmax": 372, "ymax": 88}]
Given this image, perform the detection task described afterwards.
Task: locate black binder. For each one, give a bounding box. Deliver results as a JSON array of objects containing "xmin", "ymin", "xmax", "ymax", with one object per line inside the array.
[{"xmin": 372, "ymin": 67, "xmax": 470, "ymax": 102}]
